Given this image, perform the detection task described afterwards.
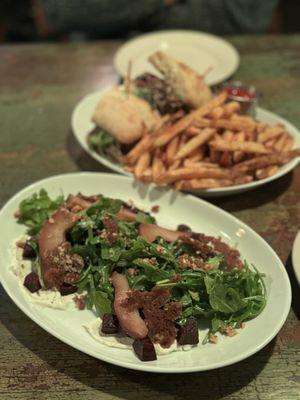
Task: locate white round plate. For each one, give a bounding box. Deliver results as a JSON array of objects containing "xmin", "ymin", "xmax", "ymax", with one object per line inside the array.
[
  {"xmin": 292, "ymin": 231, "xmax": 300, "ymax": 285},
  {"xmin": 0, "ymin": 173, "xmax": 291, "ymax": 373},
  {"xmin": 114, "ymin": 30, "xmax": 239, "ymax": 86},
  {"xmin": 71, "ymin": 90, "xmax": 300, "ymax": 197}
]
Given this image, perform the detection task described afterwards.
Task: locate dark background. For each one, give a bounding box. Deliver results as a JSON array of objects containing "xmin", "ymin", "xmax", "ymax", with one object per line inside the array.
[{"xmin": 0, "ymin": 0, "xmax": 299, "ymax": 43}]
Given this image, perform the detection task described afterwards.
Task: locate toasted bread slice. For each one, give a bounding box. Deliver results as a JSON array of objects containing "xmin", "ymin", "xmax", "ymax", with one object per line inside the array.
[
  {"xmin": 148, "ymin": 51, "xmax": 212, "ymax": 108},
  {"xmin": 92, "ymin": 88, "xmax": 160, "ymax": 144}
]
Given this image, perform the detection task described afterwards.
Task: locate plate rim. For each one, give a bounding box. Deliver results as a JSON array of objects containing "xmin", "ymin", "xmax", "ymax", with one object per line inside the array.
[
  {"xmin": 113, "ymin": 29, "xmax": 240, "ymax": 85},
  {"xmin": 292, "ymin": 230, "xmax": 300, "ymax": 285},
  {"xmin": 71, "ymin": 89, "xmax": 300, "ymax": 197},
  {"xmin": 0, "ymin": 172, "xmax": 292, "ymax": 373}
]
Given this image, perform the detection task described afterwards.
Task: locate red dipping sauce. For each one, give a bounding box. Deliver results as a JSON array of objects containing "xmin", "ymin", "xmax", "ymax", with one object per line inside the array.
[
  {"xmin": 224, "ymin": 87, "xmax": 256, "ymax": 100},
  {"xmin": 221, "ymin": 81, "xmax": 258, "ymax": 116}
]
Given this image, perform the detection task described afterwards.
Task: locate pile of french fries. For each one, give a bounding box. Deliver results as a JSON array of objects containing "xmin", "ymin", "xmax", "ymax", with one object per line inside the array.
[{"xmin": 122, "ymin": 92, "xmax": 300, "ymax": 191}]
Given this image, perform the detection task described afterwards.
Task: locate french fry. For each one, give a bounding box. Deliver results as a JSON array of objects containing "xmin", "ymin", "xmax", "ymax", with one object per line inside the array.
[
  {"xmin": 168, "ymin": 159, "xmax": 182, "ymax": 171},
  {"xmin": 166, "ymin": 136, "xmax": 180, "ymax": 165},
  {"xmin": 118, "ymin": 86, "xmax": 299, "ymax": 191},
  {"xmin": 233, "ymin": 131, "xmax": 246, "ymax": 163},
  {"xmin": 231, "ymin": 150, "xmax": 300, "ymax": 175},
  {"xmin": 124, "ymin": 165, "xmax": 134, "ymax": 173},
  {"xmin": 156, "ymin": 166, "xmax": 232, "ymax": 185},
  {"xmin": 207, "ymin": 106, "xmax": 224, "ymax": 119},
  {"xmin": 234, "ymin": 175, "xmax": 254, "ymax": 185},
  {"xmin": 231, "ymin": 114, "xmax": 256, "ymax": 124},
  {"xmin": 154, "ymin": 92, "xmax": 227, "ymax": 148},
  {"xmin": 134, "ymin": 151, "xmax": 151, "ymax": 178},
  {"xmin": 192, "ymin": 118, "xmax": 211, "ymax": 129},
  {"xmin": 185, "ymin": 126, "xmax": 206, "ymax": 137},
  {"xmin": 209, "ymin": 139, "xmax": 270, "ymax": 154},
  {"xmin": 219, "ymin": 130, "xmax": 233, "ymax": 168},
  {"xmin": 264, "ymin": 137, "xmax": 277, "ymax": 149},
  {"xmin": 139, "ymin": 168, "xmax": 152, "ymax": 183},
  {"xmin": 256, "ymin": 121, "xmax": 267, "ymax": 134},
  {"xmin": 273, "ymin": 133, "xmax": 289, "ymax": 152},
  {"xmin": 125, "ymin": 134, "xmax": 154, "ymax": 165},
  {"xmin": 175, "ymin": 178, "xmax": 234, "ymax": 190},
  {"xmin": 152, "ymin": 149, "xmax": 166, "ymax": 183},
  {"xmin": 188, "ymin": 147, "xmax": 204, "ymax": 162},
  {"xmin": 257, "ymin": 125, "xmax": 284, "ymax": 143},
  {"xmin": 282, "ymin": 136, "xmax": 294, "ymax": 151},
  {"xmin": 183, "ymin": 160, "xmax": 219, "ymax": 169},
  {"xmin": 168, "ymin": 134, "xmax": 187, "ymax": 168},
  {"xmin": 212, "ymin": 118, "xmax": 255, "ymax": 133},
  {"xmin": 175, "ymin": 128, "xmax": 215, "ymax": 160},
  {"xmin": 210, "ymin": 149, "xmax": 221, "ymax": 163},
  {"xmin": 170, "ymin": 109, "xmax": 186, "ymax": 122},
  {"xmin": 222, "ymin": 101, "xmax": 241, "ymax": 118},
  {"xmin": 183, "ymin": 147, "xmax": 204, "ymax": 165},
  {"xmin": 255, "ymin": 165, "xmax": 279, "ymax": 180}
]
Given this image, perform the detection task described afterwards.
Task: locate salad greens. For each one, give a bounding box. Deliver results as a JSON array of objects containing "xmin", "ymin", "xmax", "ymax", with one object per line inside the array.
[
  {"xmin": 134, "ymin": 87, "xmax": 156, "ymax": 108},
  {"xmin": 16, "ymin": 190, "xmax": 267, "ymax": 341},
  {"xmin": 17, "ymin": 189, "xmax": 64, "ymax": 235},
  {"xmin": 88, "ymin": 128, "xmax": 115, "ymax": 152}
]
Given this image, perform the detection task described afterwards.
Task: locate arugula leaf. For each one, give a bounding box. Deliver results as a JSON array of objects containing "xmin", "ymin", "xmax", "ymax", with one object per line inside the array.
[
  {"xmin": 120, "ymin": 237, "xmax": 149, "ymax": 261},
  {"xmin": 133, "ymin": 258, "xmax": 173, "ymax": 282},
  {"xmin": 134, "ymin": 87, "xmax": 155, "ymax": 108},
  {"xmin": 17, "ymin": 189, "xmax": 63, "ymax": 235},
  {"xmin": 86, "ymin": 196, "xmax": 123, "ymax": 216},
  {"xmin": 206, "ymin": 255, "xmax": 224, "ymax": 269},
  {"xmin": 78, "ymin": 265, "xmax": 113, "ymax": 317},
  {"xmin": 101, "ymin": 240, "xmax": 122, "ymax": 262},
  {"xmin": 135, "ymin": 211, "xmax": 156, "ymax": 224},
  {"xmin": 89, "ymin": 129, "xmax": 114, "ymax": 152},
  {"xmin": 209, "ymin": 284, "xmax": 246, "ymax": 314},
  {"xmin": 93, "ymin": 291, "xmax": 112, "ymax": 316}
]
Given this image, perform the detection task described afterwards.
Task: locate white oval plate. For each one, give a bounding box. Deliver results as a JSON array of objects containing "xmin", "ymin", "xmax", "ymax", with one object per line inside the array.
[
  {"xmin": 71, "ymin": 90, "xmax": 300, "ymax": 197},
  {"xmin": 292, "ymin": 231, "xmax": 300, "ymax": 285},
  {"xmin": 0, "ymin": 173, "xmax": 291, "ymax": 373},
  {"xmin": 114, "ymin": 30, "xmax": 239, "ymax": 86}
]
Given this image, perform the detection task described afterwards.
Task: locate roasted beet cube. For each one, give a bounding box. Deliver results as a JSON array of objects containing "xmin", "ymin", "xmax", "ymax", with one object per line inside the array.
[
  {"xmin": 101, "ymin": 314, "xmax": 119, "ymax": 334},
  {"xmin": 133, "ymin": 337, "xmax": 157, "ymax": 362},
  {"xmin": 177, "ymin": 317, "xmax": 199, "ymax": 345},
  {"xmin": 177, "ymin": 224, "xmax": 191, "ymax": 232},
  {"xmin": 23, "ymin": 272, "xmax": 41, "ymax": 293},
  {"xmin": 22, "ymin": 242, "xmax": 36, "ymax": 259},
  {"xmin": 59, "ymin": 283, "xmax": 78, "ymax": 296}
]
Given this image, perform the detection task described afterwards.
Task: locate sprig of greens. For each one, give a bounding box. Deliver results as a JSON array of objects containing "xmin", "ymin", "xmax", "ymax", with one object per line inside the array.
[
  {"xmin": 88, "ymin": 129, "xmax": 114, "ymax": 152},
  {"xmin": 16, "ymin": 189, "xmax": 63, "ymax": 235}
]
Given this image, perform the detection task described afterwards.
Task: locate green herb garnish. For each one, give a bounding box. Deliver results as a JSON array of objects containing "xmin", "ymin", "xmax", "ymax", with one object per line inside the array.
[{"xmin": 17, "ymin": 189, "xmax": 63, "ymax": 235}]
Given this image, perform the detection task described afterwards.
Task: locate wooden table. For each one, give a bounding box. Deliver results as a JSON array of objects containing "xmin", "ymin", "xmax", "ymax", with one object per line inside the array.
[{"xmin": 0, "ymin": 36, "xmax": 300, "ymax": 400}]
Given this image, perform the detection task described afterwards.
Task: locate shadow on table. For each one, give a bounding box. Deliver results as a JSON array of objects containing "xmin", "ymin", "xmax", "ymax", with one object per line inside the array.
[
  {"xmin": 212, "ymin": 172, "xmax": 293, "ymax": 213},
  {"xmin": 66, "ymin": 129, "xmax": 113, "ymax": 173},
  {"xmin": 285, "ymin": 252, "xmax": 300, "ymax": 320},
  {"xmin": 1, "ymin": 286, "xmax": 276, "ymax": 400}
]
